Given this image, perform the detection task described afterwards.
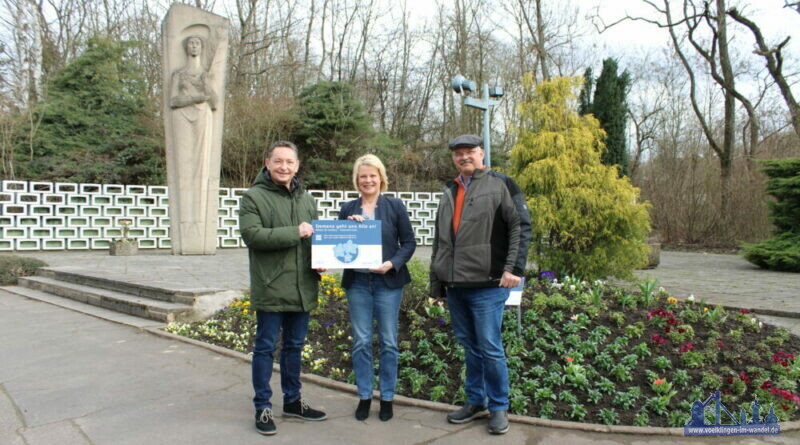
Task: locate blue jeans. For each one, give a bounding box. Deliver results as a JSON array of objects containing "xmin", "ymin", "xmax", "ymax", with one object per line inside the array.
[
  {"xmin": 446, "ymin": 287, "xmax": 510, "ymax": 411},
  {"xmin": 252, "ymin": 310, "xmax": 310, "ymax": 410},
  {"xmin": 347, "ymin": 273, "xmax": 403, "ymax": 401}
]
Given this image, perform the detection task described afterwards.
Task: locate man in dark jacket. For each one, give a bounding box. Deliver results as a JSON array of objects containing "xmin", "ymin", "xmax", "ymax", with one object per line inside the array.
[
  {"xmin": 430, "ymin": 135, "xmax": 532, "ymax": 435},
  {"xmin": 239, "ymin": 141, "xmax": 326, "ymax": 436}
]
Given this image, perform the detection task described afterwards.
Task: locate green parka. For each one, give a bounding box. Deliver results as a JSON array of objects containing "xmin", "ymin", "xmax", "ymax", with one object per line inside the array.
[{"xmin": 239, "ymin": 168, "xmax": 319, "ymax": 312}]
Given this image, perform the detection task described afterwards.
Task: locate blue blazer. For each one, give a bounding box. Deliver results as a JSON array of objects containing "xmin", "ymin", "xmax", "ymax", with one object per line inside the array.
[{"xmin": 339, "ymin": 194, "xmax": 417, "ymax": 290}]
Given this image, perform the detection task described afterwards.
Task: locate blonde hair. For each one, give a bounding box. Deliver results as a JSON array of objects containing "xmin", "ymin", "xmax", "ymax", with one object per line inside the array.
[{"xmin": 352, "ymin": 154, "xmax": 389, "ymax": 192}]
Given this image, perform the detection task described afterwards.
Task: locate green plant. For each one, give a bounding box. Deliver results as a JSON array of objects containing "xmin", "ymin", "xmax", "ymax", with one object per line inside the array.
[
  {"xmin": 667, "ymin": 410, "xmax": 690, "ymax": 427},
  {"xmin": 539, "ymin": 401, "xmax": 557, "ymax": 419},
  {"xmin": 509, "ymin": 388, "xmax": 531, "ymax": 414},
  {"xmin": 430, "ymin": 385, "xmax": 447, "ymax": 402},
  {"xmin": 625, "ymin": 322, "xmax": 646, "ymax": 339},
  {"xmin": 632, "ymin": 410, "xmax": 650, "ymax": 426},
  {"xmin": 700, "ymin": 371, "xmax": 722, "ymax": 390},
  {"xmin": 612, "ymin": 386, "xmax": 642, "ymax": 410},
  {"xmin": 610, "ymin": 364, "xmax": 633, "ymax": 382},
  {"xmin": 534, "ymin": 387, "xmax": 556, "ymax": 403},
  {"xmin": 587, "ymin": 389, "xmax": 603, "ymax": 404},
  {"xmin": 595, "ymin": 352, "xmax": 615, "ymax": 372},
  {"xmin": 617, "ymin": 294, "xmax": 637, "ymax": 310},
  {"xmin": 727, "ymin": 328, "xmax": 743, "ymax": 342},
  {"xmin": 653, "ymin": 356, "xmax": 672, "ymax": 371},
  {"xmin": 558, "ymin": 390, "xmax": 579, "ymax": 404},
  {"xmin": 568, "ymin": 403, "xmax": 588, "ymax": 420},
  {"xmin": 667, "ymin": 325, "xmax": 695, "ymax": 344},
  {"xmin": 0, "ymin": 256, "xmax": 47, "ymax": 285},
  {"xmin": 672, "ymin": 369, "xmax": 690, "ymax": 388},
  {"xmin": 679, "ymin": 308, "xmax": 701, "ymax": 323},
  {"xmin": 637, "ymin": 279, "xmax": 659, "ymax": 306},
  {"xmin": 646, "ymin": 396, "xmax": 671, "ymax": 416},
  {"xmin": 597, "ymin": 408, "xmax": 620, "ymax": 425},
  {"xmin": 632, "ymin": 342, "xmax": 651, "ymax": 359},
  {"xmin": 610, "ymin": 311, "xmax": 627, "ymax": 326},
  {"xmin": 597, "ymin": 377, "xmax": 616, "ymax": 394},
  {"xmin": 681, "ymin": 351, "xmax": 705, "ymax": 368}
]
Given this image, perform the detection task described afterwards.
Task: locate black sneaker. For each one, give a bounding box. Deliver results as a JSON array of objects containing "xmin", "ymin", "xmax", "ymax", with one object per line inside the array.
[
  {"xmin": 488, "ymin": 410, "xmax": 509, "ymax": 435},
  {"xmin": 255, "ymin": 408, "xmax": 276, "ymax": 435},
  {"xmin": 446, "ymin": 404, "xmax": 489, "ymax": 424},
  {"xmin": 379, "ymin": 400, "xmax": 393, "ymax": 422},
  {"xmin": 283, "ymin": 398, "xmax": 328, "ymax": 421}
]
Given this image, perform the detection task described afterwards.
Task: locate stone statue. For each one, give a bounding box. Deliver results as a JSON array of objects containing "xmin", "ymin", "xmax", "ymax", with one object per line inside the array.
[{"xmin": 162, "ymin": 5, "xmax": 228, "ymax": 255}]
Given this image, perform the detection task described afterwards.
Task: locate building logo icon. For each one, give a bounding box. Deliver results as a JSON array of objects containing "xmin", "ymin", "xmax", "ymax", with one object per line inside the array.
[{"xmin": 684, "ymin": 391, "xmax": 780, "ymax": 435}]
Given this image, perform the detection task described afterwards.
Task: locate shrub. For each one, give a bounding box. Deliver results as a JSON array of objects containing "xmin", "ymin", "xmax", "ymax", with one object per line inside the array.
[
  {"xmin": 742, "ymin": 158, "xmax": 800, "ymax": 272},
  {"xmin": 509, "ymin": 76, "xmax": 651, "ymax": 280},
  {"xmin": 0, "ymin": 256, "xmax": 47, "ymax": 285}
]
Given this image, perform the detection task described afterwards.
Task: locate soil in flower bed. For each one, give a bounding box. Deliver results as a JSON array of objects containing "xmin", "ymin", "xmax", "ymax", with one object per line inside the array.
[{"xmin": 165, "ymin": 266, "xmax": 800, "ymax": 427}]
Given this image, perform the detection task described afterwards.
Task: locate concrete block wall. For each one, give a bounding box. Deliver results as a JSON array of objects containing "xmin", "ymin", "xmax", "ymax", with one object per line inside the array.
[{"xmin": 0, "ymin": 181, "xmax": 439, "ymax": 251}]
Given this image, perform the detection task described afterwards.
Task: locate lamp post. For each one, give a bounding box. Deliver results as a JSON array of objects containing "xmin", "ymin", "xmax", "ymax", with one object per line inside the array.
[{"xmin": 451, "ymin": 75, "xmax": 504, "ymax": 167}]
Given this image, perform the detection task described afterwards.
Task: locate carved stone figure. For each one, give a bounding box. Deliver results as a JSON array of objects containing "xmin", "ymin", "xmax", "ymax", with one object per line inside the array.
[{"xmin": 162, "ymin": 5, "xmax": 228, "ymax": 254}]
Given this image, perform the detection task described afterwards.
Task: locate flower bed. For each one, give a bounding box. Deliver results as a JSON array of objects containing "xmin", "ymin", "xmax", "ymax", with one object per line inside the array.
[{"xmin": 165, "ymin": 260, "xmax": 800, "ymax": 427}]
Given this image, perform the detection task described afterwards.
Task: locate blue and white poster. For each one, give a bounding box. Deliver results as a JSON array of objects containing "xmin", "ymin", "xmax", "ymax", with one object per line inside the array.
[{"xmin": 311, "ymin": 220, "xmax": 382, "ymax": 269}]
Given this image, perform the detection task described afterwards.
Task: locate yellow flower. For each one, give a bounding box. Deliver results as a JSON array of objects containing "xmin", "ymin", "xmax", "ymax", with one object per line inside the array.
[
  {"xmin": 243, "ymin": 309, "xmax": 249, "ymax": 315},
  {"xmin": 667, "ymin": 297, "xmax": 678, "ymax": 304},
  {"xmin": 703, "ymin": 307, "xmax": 709, "ymax": 313}
]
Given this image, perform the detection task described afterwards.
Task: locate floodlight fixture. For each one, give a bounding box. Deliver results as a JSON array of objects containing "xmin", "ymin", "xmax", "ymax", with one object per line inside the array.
[{"xmin": 451, "ymin": 75, "xmax": 477, "ymax": 95}]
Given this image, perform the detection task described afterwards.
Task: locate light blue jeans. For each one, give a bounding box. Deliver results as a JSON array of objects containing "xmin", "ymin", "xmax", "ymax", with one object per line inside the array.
[
  {"xmin": 447, "ymin": 286, "xmax": 510, "ymax": 411},
  {"xmin": 347, "ymin": 272, "xmax": 403, "ymax": 401}
]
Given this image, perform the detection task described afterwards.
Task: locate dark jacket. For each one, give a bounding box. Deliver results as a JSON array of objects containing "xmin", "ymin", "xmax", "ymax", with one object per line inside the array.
[
  {"xmin": 239, "ymin": 168, "xmax": 319, "ymax": 312},
  {"xmin": 430, "ymin": 168, "xmax": 531, "ymax": 296},
  {"xmin": 338, "ymin": 194, "xmax": 417, "ymax": 289}
]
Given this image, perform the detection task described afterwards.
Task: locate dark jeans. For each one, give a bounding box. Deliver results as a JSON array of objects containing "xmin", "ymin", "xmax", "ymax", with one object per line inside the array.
[{"xmin": 252, "ymin": 310, "xmax": 310, "ymax": 410}]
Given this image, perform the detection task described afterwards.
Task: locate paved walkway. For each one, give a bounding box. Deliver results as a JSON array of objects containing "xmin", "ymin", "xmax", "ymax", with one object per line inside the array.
[
  {"xmin": 3, "ymin": 290, "xmax": 798, "ymax": 445},
  {"xmin": 633, "ymin": 251, "xmax": 800, "ymax": 317}
]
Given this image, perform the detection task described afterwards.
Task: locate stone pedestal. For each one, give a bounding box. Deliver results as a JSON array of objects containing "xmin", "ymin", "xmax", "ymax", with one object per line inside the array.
[
  {"xmin": 109, "ymin": 240, "xmax": 138, "ymax": 256},
  {"xmin": 645, "ymin": 242, "xmax": 661, "ymax": 269},
  {"xmin": 162, "ymin": 4, "xmax": 228, "ymax": 255}
]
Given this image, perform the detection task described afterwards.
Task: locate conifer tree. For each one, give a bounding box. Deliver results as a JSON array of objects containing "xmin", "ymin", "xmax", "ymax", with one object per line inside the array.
[
  {"xmin": 19, "ymin": 38, "xmax": 164, "ymax": 184},
  {"xmin": 742, "ymin": 158, "xmax": 800, "ymax": 272},
  {"xmin": 578, "ymin": 67, "xmax": 593, "ymax": 116},
  {"xmin": 510, "ymin": 75, "xmax": 651, "ymax": 280},
  {"xmin": 591, "ymin": 58, "xmax": 631, "ymax": 176}
]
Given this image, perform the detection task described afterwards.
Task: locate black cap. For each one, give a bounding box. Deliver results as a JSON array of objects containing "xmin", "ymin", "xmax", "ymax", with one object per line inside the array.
[{"xmin": 448, "ymin": 134, "xmax": 482, "ymax": 150}]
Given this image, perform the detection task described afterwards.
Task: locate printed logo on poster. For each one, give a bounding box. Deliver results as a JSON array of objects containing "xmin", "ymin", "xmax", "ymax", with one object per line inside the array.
[
  {"xmin": 684, "ymin": 391, "xmax": 780, "ymax": 436},
  {"xmin": 311, "ymin": 220, "xmax": 382, "ymax": 269}
]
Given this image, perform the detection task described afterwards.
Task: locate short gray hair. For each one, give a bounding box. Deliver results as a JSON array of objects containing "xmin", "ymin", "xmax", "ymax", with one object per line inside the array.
[{"xmin": 265, "ymin": 141, "xmax": 299, "ymax": 159}]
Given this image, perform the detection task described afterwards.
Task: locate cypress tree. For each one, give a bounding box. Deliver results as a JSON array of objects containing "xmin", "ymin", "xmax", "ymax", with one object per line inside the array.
[
  {"xmin": 591, "ymin": 58, "xmax": 631, "ymax": 176},
  {"xmin": 578, "ymin": 67, "xmax": 593, "ymax": 116}
]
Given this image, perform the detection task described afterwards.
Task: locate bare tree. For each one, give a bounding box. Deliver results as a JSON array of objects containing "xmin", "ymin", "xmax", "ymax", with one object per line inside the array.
[{"xmin": 727, "ymin": 7, "xmax": 800, "ymax": 140}]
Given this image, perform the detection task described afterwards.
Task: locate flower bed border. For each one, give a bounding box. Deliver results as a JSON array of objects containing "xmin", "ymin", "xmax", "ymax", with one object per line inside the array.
[{"xmin": 147, "ymin": 325, "xmax": 800, "ymax": 435}]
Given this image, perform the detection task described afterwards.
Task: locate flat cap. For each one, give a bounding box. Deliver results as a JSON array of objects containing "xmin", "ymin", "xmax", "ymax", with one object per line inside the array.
[{"xmin": 448, "ymin": 134, "xmax": 482, "ymax": 150}]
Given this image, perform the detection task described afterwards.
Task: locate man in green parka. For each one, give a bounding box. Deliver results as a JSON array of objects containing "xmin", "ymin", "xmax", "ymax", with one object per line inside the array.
[{"xmin": 239, "ymin": 141, "xmax": 327, "ymax": 436}]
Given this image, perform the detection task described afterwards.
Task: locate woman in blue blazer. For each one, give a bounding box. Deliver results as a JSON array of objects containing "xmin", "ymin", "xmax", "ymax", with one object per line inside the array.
[{"xmin": 339, "ymin": 154, "xmax": 416, "ymax": 422}]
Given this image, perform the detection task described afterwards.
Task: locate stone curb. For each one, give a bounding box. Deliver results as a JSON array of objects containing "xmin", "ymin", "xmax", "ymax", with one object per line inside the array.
[{"xmin": 10, "ymin": 289, "xmax": 798, "ymax": 435}]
